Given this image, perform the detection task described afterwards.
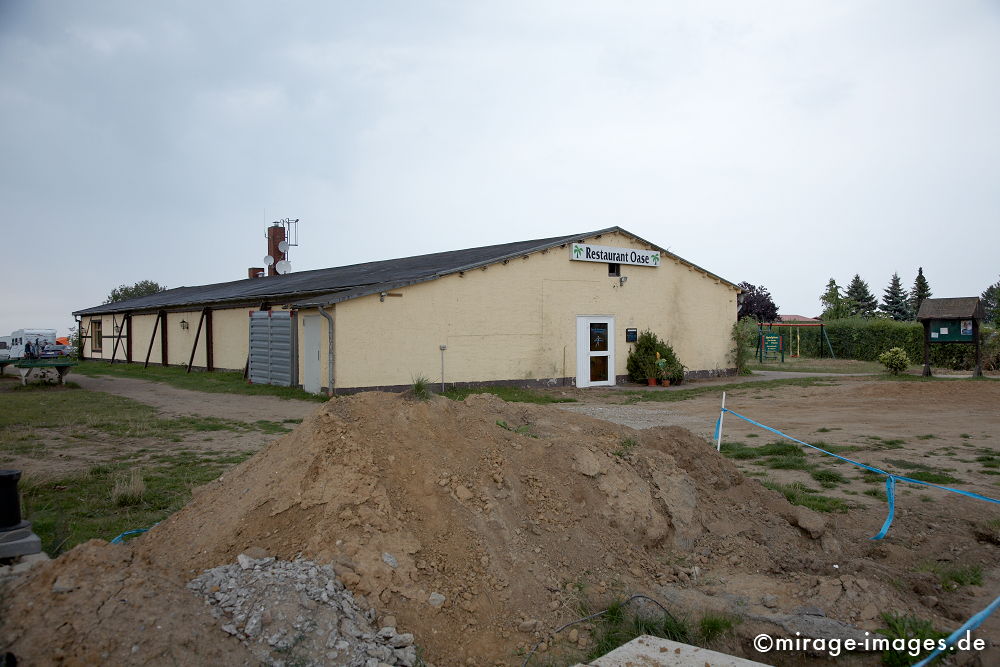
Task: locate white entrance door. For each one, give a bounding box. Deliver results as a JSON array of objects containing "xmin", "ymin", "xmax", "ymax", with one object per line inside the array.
[
  {"xmin": 576, "ymin": 316, "xmax": 615, "ymax": 387},
  {"xmin": 302, "ymin": 316, "xmax": 322, "ymax": 394}
]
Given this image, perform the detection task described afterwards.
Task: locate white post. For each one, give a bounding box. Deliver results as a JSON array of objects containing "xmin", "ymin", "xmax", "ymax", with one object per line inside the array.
[{"xmin": 716, "ymin": 391, "xmax": 726, "ymax": 452}]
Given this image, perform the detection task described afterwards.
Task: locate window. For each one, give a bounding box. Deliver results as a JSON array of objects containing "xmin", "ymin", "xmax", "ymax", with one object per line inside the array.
[
  {"xmin": 608, "ymin": 263, "xmax": 620, "ymax": 277},
  {"xmin": 91, "ymin": 320, "xmax": 103, "ymax": 352}
]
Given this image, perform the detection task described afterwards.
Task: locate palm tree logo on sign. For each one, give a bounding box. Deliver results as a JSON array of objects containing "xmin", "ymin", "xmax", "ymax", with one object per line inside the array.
[{"xmin": 572, "ymin": 244, "xmax": 584, "ymax": 258}]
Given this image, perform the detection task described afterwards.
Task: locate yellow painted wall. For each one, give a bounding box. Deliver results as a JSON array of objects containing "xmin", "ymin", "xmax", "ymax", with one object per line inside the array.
[
  {"xmin": 83, "ymin": 308, "xmax": 249, "ymax": 371},
  {"xmin": 296, "ymin": 230, "xmax": 738, "ymax": 391},
  {"xmin": 82, "ymin": 231, "xmax": 736, "ymax": 390}
]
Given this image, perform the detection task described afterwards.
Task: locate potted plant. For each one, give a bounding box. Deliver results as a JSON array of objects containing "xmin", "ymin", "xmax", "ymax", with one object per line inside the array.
[
  {"xmin": 655, "ymin": 356, "xmax": 670, "ymax": 386},
  {"xmin": 640, "ymin": 356, "xmax": 659, "ymax": 386}
]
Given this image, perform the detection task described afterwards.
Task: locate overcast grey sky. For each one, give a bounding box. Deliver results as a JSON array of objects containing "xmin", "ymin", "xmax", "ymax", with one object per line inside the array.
[{"xmin": 2, "ymin": 1, "xmax": 998, "ymax": 337}]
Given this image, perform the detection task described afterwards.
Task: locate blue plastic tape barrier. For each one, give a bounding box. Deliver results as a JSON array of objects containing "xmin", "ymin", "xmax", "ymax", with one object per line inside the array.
[
  {"xmin": 713, "ymin": 415, "xmax": 722, "ymax": 444},
  {"xmin": 110, "ymin": 526, "xmax": 154, "ymax": 544},
  {"xmin": 720, "ymin": 408, "xmax": 1000, "ymax": 540},
  {"xmin": 873, "ymin": 476, "xmax": 896, "ymax": 541},
  {"xmin": 913, "ymin": 594, "xmax": 1000, "ymax": 667}
]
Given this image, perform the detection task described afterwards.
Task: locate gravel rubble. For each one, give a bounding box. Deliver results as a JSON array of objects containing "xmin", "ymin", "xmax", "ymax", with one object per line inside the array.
[{"xmin": 188, "ymin": 554, "xmax": 417, "ymax": 667}]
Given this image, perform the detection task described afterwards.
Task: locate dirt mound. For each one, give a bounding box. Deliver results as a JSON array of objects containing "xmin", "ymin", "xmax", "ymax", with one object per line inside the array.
[
  {"xmin": 136, "ymin": 392, "xmax": 820, "ymax": 664},
  {"xmin": 0, "ymin": 540, "xmax": 254, "ymax": 666}
]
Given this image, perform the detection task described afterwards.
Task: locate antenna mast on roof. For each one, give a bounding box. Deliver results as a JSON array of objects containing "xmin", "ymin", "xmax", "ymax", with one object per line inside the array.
[{"xmin": 264, "ymin": 218, "xmax": 299, "ymax": 276}]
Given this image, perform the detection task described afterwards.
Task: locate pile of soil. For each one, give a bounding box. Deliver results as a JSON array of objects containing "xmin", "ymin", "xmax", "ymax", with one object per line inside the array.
[
  {"xmin": 135, "ymin": 392, "xmax": 839, "ymax": 663},
  {"xmin": 5, "ymin": 391, "xmax": 992, "ymax": 665},
  {"xmin": 0, "ymin": 540, "xmax": 254, "ymax": 665}
]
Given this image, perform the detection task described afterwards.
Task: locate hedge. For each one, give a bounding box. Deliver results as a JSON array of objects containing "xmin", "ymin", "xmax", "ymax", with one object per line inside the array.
[{"xmin": 762, "ymin": 318, "xmax": 997, "ymax": 370}]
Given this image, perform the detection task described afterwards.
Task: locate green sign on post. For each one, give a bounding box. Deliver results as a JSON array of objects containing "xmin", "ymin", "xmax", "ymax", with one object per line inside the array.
[{"xmin": 759, "ymin": 333, "xmax": 783, "ymax": 363}]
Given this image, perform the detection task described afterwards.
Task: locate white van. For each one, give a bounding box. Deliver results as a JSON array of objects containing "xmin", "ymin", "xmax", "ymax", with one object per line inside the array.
[
  {"xmin": 7, "ymin": 329, "xmax": 58, "ymax": 360},
  {"xmin": 0, "ymin": 336, "xmax": 10, "ymax": 361}
]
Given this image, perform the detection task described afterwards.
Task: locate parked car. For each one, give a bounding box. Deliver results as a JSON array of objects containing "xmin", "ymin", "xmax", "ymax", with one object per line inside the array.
[{"xmin": 40, "ymin": 344, "xmax": 72, "ymax": 358}]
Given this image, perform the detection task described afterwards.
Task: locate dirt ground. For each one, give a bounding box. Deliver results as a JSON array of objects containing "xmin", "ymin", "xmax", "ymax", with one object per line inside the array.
[
  {"xmin": 70, "ymin": 375, "xmax": 320, "ymax": 423},
  {"xmin": 556, "ymin": 375, "xmax": 1000, "ymax": 508},
  {"xmin": 3, "ymin": 374, "xmax": 999, "ymax": 666},
  {"xmin": 0, "ymin": 373, "xmax": 321, "ymax": 478}
]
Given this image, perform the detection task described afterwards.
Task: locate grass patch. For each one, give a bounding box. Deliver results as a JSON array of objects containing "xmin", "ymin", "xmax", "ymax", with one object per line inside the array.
[
  {"xmin": 579, "ymin": 598, "xmax": 736, "ymax": 663},
  {"xmin": 748, "ymin": 357, "xmax": 883, "ymax": 374},
  {"xmin": 902, "ymin": 470, "xmax": 960, "ymax": 484},
  {"xmin": 495, "ymin": 420, "xmax": 538, "ymax": 438},
  {"xmin": 110, "ymin": 467, "xmax": 145, "ymax": 506},
  {"xmin": 411, "ymin": 375, "xmax": 433, "ymax": 400},
  {"xmin": 916, "ymin": 434, "xmax": 937, "ymax": 440},
  {"xmin": 719, "ymin": 442, "xmax": 761, "ymax": 460},
  {"xmin": 918, "ymin": 562, "xmax": 983, "ymax": 591},
  {"xmin": 761, "ymin": 481, "xmax": 849, "ymax": 513},
  {"xmin": 74, "ymin": 360, "xmax": 327, "ymax": 401},
  {"xmin": 860, "ymin": 470, "xmax": 886, "ymax": 484},
  {"xmin": 443, "ymin": 386, "xmax": 576, "ymax": 404},
  {"xmin": 883, "ymin": 458, "xmax": 936, "ymax": 472},
  {"xmin": 612, "ymin": 437, "xmax": 638, "ymax": 458},
  {"xmin": 864, "ymin": 488, "xmax": 887, "ymax": 501},
  {"xmin": 21, "ymin": 450, "xmax": 252, "ymax": 554},
  {"xmin": 621, "ymin": 377, "xmax": 834, "ymax": 403},
  {"xmin": 867, "ymin": 436, "xmax": 906, "ymax": 449},
  {"xmin": 756, "ymin": 442, "xmax": 803, "ymax": 456},
  {"xmin": 0, "ymin": 387, "xmax": 285, "ymax": 451},
  {"xmin": 810, "ymin": 469, "xmax": 847, "ymax": 488},
  {"xmin": 814, "ymin": 442, "xmax": 862, "ymax": 454},
  {"xmin": 877, "ymin": 612, "xmax": 948, "ymax": 667},
  {"xmin": 976, "ymin": 454, "xmax": 1000, "ymax": 468},
  {"xmin": 721, "ymin": 441, "xmax": 810, "ymax": 463},
  {"xmin": 758, "ymin": 455, "xmax": 811, "ymax": 471}
]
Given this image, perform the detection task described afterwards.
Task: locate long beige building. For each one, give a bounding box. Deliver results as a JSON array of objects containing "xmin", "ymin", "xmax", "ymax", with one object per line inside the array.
[{"xmin": 74, "ymin": 227, "xmax": 740, "ymax": 393}]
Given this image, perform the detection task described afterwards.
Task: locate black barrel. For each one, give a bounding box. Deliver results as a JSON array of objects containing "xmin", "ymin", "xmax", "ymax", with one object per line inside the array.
[{"xmin": 0, "ymin": 470, "xmax": 23, "ymax": 530}]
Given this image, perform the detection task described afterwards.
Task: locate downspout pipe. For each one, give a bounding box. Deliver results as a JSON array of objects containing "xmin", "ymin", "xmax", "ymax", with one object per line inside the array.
[{"xmin": 318, "ymin": 304, "xmax": 335, "ymax": 397}]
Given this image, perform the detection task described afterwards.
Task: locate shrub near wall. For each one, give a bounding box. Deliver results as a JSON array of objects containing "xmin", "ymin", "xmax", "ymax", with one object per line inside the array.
[{"xmin": 765, "ymin": 318, "xmax": 995, "ymax": 370}]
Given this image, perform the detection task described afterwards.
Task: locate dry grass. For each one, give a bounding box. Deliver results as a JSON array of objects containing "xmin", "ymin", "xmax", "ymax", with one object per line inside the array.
[{"xmin": 111, "ymin": 467, "xmax": 145, "ymax": 506}]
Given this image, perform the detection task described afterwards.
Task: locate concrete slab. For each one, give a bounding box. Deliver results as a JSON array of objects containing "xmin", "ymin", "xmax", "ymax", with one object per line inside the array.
[
  {"xmin": 580, "ymin": 635, "xmax": 772, "ymax": 667},
  {"xmin": 0, "ymin": 531, "xmax": 41, "ymax": 559}
]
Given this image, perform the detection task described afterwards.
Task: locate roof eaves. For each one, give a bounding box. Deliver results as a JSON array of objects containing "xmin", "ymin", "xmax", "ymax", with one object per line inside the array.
[{"xmin": 288, "ymin": 278, "xmax": 440, "ymax": 309}]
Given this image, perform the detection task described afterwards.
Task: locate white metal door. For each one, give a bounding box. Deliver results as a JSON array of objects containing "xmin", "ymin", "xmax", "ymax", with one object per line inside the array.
[
  {"xmin": 576, "ymin": 316, "xmax": 615, "ymax": 387},
  {"xmin": 302, "ymin": 316, "xmax": 322, "ymax": 394}
]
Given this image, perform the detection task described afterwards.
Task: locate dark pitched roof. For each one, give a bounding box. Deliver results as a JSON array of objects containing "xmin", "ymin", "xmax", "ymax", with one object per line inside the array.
[
  {"xmin": 74, "ymin": 226, "xmax": 737, "ymax": 316},
  {"xmin": 915, "ymin": 297, "xmax": 984, "ymax": 321}
]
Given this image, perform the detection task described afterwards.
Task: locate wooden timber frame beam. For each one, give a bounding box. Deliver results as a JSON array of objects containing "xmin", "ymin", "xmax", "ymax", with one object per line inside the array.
[
  {"xmin": 186, "ymin": 307, "xmax": 210, "ymax": 373},
  {"xmin": 204, "ymin": 308, "xmax": 214, "ymax": 371},
  {"xmin": 108, "ymin": 314, "xmax": 127, "ymax": 364},
  {"xmin": 144, "ymin": 312, "xmax": 161, "ymax": 368},
  {"xmin": 159, "ymin": 311, "xmax": 169, "ymax": 366},
  {"xmin": 125, "ymin": 314, "xmax": 133, "ymax": 363}
]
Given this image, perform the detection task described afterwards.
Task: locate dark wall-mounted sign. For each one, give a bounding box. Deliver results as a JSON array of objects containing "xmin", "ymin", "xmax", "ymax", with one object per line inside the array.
[{"xmin": 625, "ymin": 328, "xmax": 638, "ymax": 343}]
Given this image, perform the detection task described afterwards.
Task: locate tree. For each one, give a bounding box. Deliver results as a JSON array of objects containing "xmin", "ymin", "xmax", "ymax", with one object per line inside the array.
[
  {"xmin": 879, "ymin": 272, "xmax": 911, "ymax": 321},
  {"xmin": 819, "ymin": 278, "xmax": 854, "ymax": 320},
  {"xmin": 983, "ymin": 277, "xmax": 1000, "ymax": 327},
  {"xmin": 104, "ymin": 280, "xmax": 168, "ymax": 304},
  {"xmin": 737, "ymin": 282, "xmax": 779, "ymax": 322},
  {"xmin": 909, "ymin": 267, "xmax": 932, "ymax": 317},
  {"xmin": 845, "ymin": 274, "xmax": 878, "ymax": 318}
]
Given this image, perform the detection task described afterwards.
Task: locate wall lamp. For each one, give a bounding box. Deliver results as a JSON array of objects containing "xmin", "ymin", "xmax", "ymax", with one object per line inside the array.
[
  {"xmin": 619, "ymin": 276, "xmax": 628, "ymax": 287},
  {"xmin": 180, "ymin": 319, "xmax": 189, "ymax": 330}
]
